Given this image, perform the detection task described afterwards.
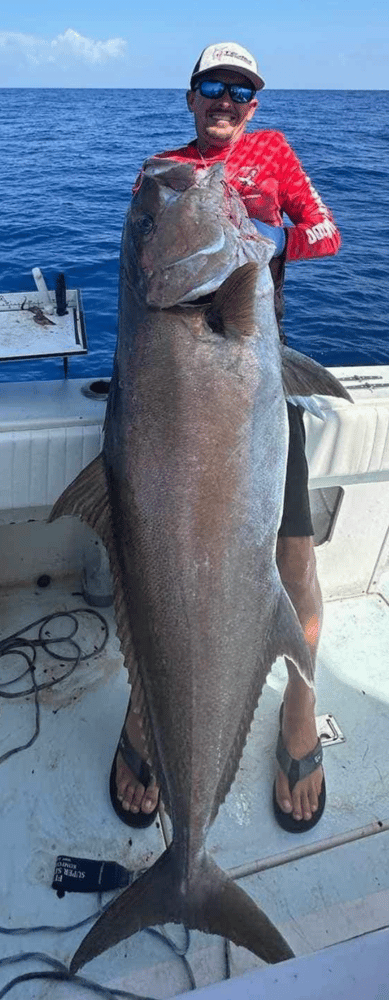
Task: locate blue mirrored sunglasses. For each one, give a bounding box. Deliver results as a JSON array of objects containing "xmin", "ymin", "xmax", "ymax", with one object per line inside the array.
[{"xmin": 193, "ymin": 79, "xmax": 255, "ymax": 104}]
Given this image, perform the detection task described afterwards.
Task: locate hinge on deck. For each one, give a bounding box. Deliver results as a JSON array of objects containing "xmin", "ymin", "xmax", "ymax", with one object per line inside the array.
[{"xmin": 316, "ymin": 713, "xmax": 345, "ymax": 746}]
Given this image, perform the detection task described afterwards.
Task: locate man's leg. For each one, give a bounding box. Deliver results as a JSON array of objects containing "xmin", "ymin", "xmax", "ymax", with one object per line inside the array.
[{"xmin": 275, "ymin": 534, "xmax": 324, "ymax": 822}]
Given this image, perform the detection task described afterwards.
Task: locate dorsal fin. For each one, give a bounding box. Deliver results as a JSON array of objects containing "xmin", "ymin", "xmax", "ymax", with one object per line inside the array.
[
  {"xmin": 206, "ymin": 262, "xmax": 258, "ymax": 338},
  {"xmin": 281, "ymin": 345, "xmax": 353, "ymax": 401}
]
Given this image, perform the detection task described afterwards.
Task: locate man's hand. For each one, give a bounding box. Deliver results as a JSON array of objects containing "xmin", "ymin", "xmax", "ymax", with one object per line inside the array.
[{"xmin": 252, "ymin": 219, "xmax": 286, "ymax": 257}]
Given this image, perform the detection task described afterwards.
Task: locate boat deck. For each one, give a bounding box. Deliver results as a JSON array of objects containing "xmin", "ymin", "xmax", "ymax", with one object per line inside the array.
[{"xmin": 1, "ymin": 571, "xmax": 389, "ymax": 998}]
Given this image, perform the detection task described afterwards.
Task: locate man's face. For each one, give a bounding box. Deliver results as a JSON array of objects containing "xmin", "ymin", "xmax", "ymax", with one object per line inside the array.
[{"xmin": 186, "ymin": 69, "xmax": 258, "ymax": 150}]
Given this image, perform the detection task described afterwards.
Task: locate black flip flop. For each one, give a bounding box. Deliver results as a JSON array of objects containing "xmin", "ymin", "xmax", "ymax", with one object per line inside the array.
[
  {"xmin": 109, "ymin": 700, "xmax": 160, "ymax": 829},
  {"xmin": 272, "ymin": 703, "xmax": 326, "ymax": 834}
]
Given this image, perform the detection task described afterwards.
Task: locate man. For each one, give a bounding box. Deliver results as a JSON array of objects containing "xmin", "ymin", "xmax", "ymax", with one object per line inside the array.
[{"xmin": 111, "ymin": 42, "xmax": 341, "ymax": 834}]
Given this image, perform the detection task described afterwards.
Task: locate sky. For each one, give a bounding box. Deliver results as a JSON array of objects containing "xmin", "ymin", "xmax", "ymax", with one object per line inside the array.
[{"xmin": 0, "ymin": 0, "xmax": 388, "ymax": 88}]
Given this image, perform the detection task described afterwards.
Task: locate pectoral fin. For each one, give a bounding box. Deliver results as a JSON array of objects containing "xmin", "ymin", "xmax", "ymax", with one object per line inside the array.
[
  {"xmin": 206, "ymin": 262, "xmax": 258, "ymax": 338},
  {"xmin": 48, "ymin": 454, "xmax": 112, "ymax": 547}
]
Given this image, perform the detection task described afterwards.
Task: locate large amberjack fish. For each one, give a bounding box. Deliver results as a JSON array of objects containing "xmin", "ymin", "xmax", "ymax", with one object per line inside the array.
[{"xmin": 50, "ymin": 159, "xmax": 351, "ymax": 972}]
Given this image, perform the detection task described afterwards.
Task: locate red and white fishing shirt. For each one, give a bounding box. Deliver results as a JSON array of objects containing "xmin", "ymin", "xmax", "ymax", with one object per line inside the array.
[{"xmin": 151, "ymin": 131, "xmax": 341, "ymax": 263}]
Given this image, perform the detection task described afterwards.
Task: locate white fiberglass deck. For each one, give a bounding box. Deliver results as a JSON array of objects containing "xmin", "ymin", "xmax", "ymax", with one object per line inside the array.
[{"xmin": 1, "ymin": 572, "xmax": 389, "ymax": 998}]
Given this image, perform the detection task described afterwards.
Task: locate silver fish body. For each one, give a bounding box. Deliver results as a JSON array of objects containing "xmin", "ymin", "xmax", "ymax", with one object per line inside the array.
[{"xmin": 50, "ymin": 160, "xmax": 350, "ymax": 972}]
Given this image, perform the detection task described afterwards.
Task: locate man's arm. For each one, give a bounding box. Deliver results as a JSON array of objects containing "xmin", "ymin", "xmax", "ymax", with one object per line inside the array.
[{"xmin": 277, "ymin": 136, "xmax": 341, "ymax": 262}]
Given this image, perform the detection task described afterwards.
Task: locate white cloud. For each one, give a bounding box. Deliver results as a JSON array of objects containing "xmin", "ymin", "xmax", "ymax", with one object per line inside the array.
[{"xmin": 0, "ymin": 28, "xmax": 127, "ymax": 68}]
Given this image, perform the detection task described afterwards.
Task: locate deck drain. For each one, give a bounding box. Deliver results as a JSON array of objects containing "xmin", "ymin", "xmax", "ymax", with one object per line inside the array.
[{"xmin": 81, "ymin": 379, "xmax": 111, "ymax": 400}]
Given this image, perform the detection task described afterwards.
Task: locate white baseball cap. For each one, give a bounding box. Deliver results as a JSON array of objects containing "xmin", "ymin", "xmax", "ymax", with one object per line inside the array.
[{"xmin": 190, "ymin": 42, "xmax": 265, "ymax": 92}]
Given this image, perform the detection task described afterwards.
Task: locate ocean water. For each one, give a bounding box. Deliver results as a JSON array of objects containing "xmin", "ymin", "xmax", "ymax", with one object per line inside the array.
[{"xmin": 0, "ymin": 88, "xmax": 388, "ymax": 383}]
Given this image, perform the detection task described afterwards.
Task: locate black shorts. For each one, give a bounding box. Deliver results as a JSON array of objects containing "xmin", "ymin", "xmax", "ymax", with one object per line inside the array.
[{"xmin": 278, "ymin": 402, "xmax": 314, "ymax": 538}]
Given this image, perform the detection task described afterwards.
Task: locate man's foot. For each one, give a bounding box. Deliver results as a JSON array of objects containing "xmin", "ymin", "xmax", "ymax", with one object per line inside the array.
[
  {"xmin": 115, "ymin": 704, "xmax": 160, "ymax": 817},
  {"xmin": 274, "ymin": 683, "xmax": 324, "ymax": 823},
  {"xmin": 109, "ymin": 699, "xmax": 160, "ymax": 827}
]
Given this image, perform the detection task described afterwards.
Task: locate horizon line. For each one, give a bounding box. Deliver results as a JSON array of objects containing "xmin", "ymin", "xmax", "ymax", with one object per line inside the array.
[{"xmin": 1, "ymin": 85, "xmax": 388, "ymax": 92}]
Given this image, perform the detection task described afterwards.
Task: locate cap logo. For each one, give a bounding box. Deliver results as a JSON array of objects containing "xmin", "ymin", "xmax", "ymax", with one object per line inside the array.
[{"xmin": 211, "ymin": 46, "xmax": 253, "ymax": 67}]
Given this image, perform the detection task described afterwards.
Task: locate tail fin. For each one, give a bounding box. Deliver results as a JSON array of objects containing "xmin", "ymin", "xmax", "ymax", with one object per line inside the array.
[{"xmin": 70, "ymin": 845, "xmax": 293, "ymax": 973}]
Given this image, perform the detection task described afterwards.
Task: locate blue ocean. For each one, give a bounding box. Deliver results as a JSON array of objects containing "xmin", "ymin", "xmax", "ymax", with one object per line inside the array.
[{"xmin": 0, "ymin": 88, "xmax": 387, "ymax": 383}]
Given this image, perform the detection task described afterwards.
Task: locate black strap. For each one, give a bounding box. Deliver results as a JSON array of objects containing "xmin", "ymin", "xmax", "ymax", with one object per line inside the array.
[
  {"xmin": 276, "ymin": 731, "xmax": 323, "ymax": 792},
  {"xmin": 118, "ymin": 726, "xmax": 153, "ymax": 789}
]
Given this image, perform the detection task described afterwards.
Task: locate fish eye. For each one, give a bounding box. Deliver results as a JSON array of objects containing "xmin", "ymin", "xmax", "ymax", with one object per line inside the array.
[{"xmin": 133, "ymin": 214, "xmax": 154, "ymax": 236}]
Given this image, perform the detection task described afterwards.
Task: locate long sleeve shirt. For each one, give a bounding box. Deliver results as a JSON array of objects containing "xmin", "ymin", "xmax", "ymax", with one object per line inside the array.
[{"xmin": 152, "ymin": 130, "xmax": 341, "ymax": 263}]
